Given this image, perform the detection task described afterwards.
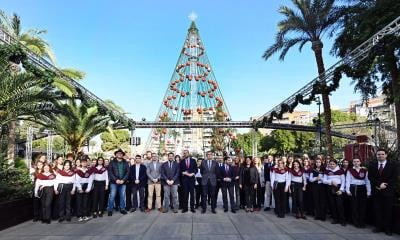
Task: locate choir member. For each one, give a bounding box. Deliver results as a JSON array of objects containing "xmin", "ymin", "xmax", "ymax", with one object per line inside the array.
[
  {"xmin": 34, "ymin": 163, "xmax": 56, "ymax": 224},
  {"xmin": 323, "ymin": 159, "xmax": 346, "ymax": 226},
  {"xmin": 309, "ymin": 157, "xmax": 326, "ymax": 221},
  {"xmin": 92, "ymin": 157, "xmax": 108, "ymax": 218},
  {"xmin": 271, "ymin": 159, "xmax": 289, "ymax": 218},
  {"xmin": 54, "ymin": 160, "xmax": 76, "ymax": 222},
  {"xmin": 75, "ymin": 157, "xmax": 94, "ymax": 221},
  {"xmin": 289, "ymin": 160, "xmax": 307, "ymax": 219}
]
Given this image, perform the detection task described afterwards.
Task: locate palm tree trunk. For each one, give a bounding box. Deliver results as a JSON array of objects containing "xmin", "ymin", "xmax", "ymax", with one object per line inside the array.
[
  {"xmin": 312, "ymin": 40, "xmax": 333, "ymax": 157},
  {"xmin": 7, "ymin": 120, "xmax": 16, "ymax": 166}
]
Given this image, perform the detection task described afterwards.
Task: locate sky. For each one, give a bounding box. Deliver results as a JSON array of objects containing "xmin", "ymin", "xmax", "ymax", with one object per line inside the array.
[{"xmin": 2, "ymin": 0, "xmax": 363, "ymax": 139}]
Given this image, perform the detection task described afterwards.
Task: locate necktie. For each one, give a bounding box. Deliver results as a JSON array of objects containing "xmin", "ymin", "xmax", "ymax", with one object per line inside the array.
[
  {"xmin": 208, "ymin": 160, "xmax": 211, "ymax": 169},
  {"xmin": 169, "ymin": 161, "xmax": 172, "ymax": 169},
  {"xmin": 225, "ymin": 165, "xmax": 228, "ymax": 176},
  {"xmin": 378, "ymin": 163, "xmax": 384, "ymax": 175},
  {"xmin": 186, "ymin": 159, "xmax": 190, "ymax": 168}
]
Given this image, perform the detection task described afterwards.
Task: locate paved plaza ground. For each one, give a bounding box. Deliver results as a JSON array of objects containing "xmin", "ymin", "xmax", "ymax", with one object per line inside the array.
[{"xmin": 0, "ymin": 208, "xmax": 398, "ymax": 240}]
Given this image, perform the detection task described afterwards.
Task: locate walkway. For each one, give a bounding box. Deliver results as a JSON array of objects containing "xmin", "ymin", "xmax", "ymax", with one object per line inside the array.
[{"xmin": 0, "ymin": 209, "xmax": 398, "ymax": 240}]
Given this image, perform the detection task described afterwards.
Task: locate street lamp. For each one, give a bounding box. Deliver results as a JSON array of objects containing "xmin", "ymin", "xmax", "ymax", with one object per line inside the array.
[{"xmin": 315, "ymin": 96, "xmax": 322, "ymax": 152}]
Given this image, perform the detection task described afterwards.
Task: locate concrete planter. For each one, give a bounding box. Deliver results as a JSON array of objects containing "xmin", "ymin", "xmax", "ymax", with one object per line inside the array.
[{"xmin": 0, "ymin": 198, "xmax": 32, "ymax": 231}]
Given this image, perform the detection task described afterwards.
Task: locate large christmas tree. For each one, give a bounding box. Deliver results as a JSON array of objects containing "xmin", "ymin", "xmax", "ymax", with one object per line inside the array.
[{"xmin": 145, "ymin": 19, "xmax": 233, "ymax": 155}]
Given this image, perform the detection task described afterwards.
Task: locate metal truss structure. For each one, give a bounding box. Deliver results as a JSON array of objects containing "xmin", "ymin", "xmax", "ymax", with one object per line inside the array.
[
  {"xmin": 258, "ymin": 16, "xmax": 400, "ymax": 121},
  {"xmin": 134, "ymin": 121, "xmax": 356, "ymax": 140}
]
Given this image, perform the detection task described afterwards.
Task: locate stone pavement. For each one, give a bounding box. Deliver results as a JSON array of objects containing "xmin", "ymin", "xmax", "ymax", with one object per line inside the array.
[{"xmin": 0, "ymin": 209, "xmax": 398, "ymax": 240}]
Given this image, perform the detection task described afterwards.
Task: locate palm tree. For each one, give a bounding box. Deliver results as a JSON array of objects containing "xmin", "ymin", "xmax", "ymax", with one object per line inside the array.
[
  {"xmin": 262, "ymin": 0, "xmax": 344, "ymax": 156},
  {"xmin": 0, "ymin": 11, "xmax": 85, "ymax": 162},
  {"xmin": 37, "ymin": 100, "xmax": 113, "ymax": 156}
]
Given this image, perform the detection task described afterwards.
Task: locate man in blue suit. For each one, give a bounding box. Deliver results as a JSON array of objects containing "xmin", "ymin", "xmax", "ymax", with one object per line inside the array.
[
  {"xmin": 180, "ymin": 150, "xmax": 198, "ymax": 213},
  {"xmin": 220, "ymin": 156, "xmax": 236, "ymax": 213},
  {"xmin": 129, "ymin": 155, "xmax": 147, "ymax": 212}
]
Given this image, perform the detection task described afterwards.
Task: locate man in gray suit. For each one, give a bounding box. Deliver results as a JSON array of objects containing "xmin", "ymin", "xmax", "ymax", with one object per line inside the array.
[
  {"xmin": 160, "ymin": 152, "xmax": 180, "ymax": 213},
  {"xmin": 146, "ymin": 153, "xmax": 162, "ymax": 212},
  {"xmin": 200, "ymin": 151, "xmax": 220, "ymax": 214}
]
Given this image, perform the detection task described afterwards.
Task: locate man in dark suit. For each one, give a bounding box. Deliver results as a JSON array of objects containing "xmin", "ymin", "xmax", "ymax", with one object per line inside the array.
[
  {"xmin": 368, "ymin": 148, "xmax": 398, "ymax": 236},
  {"xmin": 180, "ymin": 150, "xmax": 198, "ymax": 213},
  {"xmin": 200, "ymin": 151, "xmax": 220, "ymax": 214},
  {"xmin": 160, "ymin": 152, "xmax": 180, "ymax": 213},
  {"xmin": 220, "ymin": 156, "xmax": 236, "ymax": 213},
  {"xmin": 129, "ymin": 155, "xmax": 147, "ymax": 212}
]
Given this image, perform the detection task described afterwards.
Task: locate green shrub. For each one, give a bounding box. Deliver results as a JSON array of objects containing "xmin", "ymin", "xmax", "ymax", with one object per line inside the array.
[{"xmin": 0, "ymin": 162, "xmax": 32, "ymax": 202}]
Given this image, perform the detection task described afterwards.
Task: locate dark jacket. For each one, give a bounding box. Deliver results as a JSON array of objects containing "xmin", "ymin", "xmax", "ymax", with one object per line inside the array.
[
  {"xmin": 161, "ymin": 161, "xmax": 180, "ymax": 185},
  {"xmin": 179, "ymin": 157, "xmax": 198, "ymax": 184},
  {"xmin": 264, "ymin": 163, "xmax": 272, "ymax": 182},
  {"xmin": 129, "ymin": 164, "xmax": 147, "ymax": 188},
  {"xmin": 108, "ymin": 159, "xmax": 130, "ymax": 184},
  {"xmin": 368, "ymin": 160, "xmax": 398, "ymax": 195},
  {"xmin": 219, "ymin": 164, "xmax": 235, "ymax": 187},
  {"xmin": 240, "ymin": 166, "xmax": 259, "ymax": 186},
  {"xmin": 200, "ymin": 159, "xmax": 220, "ymax": 186}
]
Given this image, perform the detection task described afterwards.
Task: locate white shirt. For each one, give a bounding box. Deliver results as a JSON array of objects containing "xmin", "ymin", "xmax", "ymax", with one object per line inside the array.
[
  {"xmin": 309, "ymin": 168, "xmax": 323, "ymax": 184},
  {"xmin": 270, "ymin": 169, "xmax": 290, "ymax": 189},
  {"xmin": 289, "ymin": 170, "xmax": 307, "ymax": 186},
  {"xmin": 135, "ymin": 164, "xmax": 140, "ymax": 180},
  {"xmin": 345, "ymin": 167, "xmax": 371, "ymax": 196},
  {"xmin": 54, "ymin": 171, "xmax": 76, "ymax": 192},
  {"xmin": 93, "ymin": 166, "xmax": 109, "ymax": 187},
  {"xmin": 75, "ymin": 168, "xmax": 94, "ymax": 192},
  {"xmin": 34, "ymin": 172, "xmax": 56, "ymax": 197},
  {"xmin": 378, "ymin": 160, "xmax": 387, "ymax": 170},
  {"xmin": 323, "ymin": 166, "xmax": 345, "ymax": 192}
]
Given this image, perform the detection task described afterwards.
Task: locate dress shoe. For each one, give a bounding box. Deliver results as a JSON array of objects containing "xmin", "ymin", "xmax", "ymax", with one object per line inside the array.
[
  {"xmin": 211, "ymin": 209, "xmax": 217, "ymax": 214},
  {"xmin": 66, "ymin": 218, "xmax": 71, "ymax": 222},
  {"xmin": 58, "ymin": 218, "xmax": 64, "ymax": 223},
  {"xmin": 190, "ymin": 209, "xmax": 196, "ymax": 213},
  {"xmin": 385, "ymin": 231, "xmax": 392, "ymax": 236},
  {"xmin": 224, "ymin": 209, "xmax": 228, "ymax": 212},
  {"xmin": 341, "ymin": 222, "xmax": 346, "ymax": 226},
  {"xmin": 98, "ymin": 212, "xmax": 103, "ymax": 217},
  {"xmin": 120, "ymin": 210, "xmax": 127, "ymax": 215},
  {"xmin": 107, "ymin": 211, "xmax": 113, "ymax": 216},
  {"xmin": 140, "ymin": 208, "xmax": 145, "ymax": 212},
  {"xmin": 182, "ymin": 209, "xmax": 188, "ymax": 213},
  {"xmin": 130, "ymin": 208, "xmax": 137, "ymax": 213},
  {"xmin": 231, "ymin": 209, "xmax": 236, "ymax": 213},
  {"xmin": 173, "ymin": 209, "xmax": 178, "ymax": 213},
  {"xmin": 264, "ymin": 207, "xmax": 270, "ymax": 211},
  {"xmin": 161, "ymin": 208, "xmax": 168, "ymax": 213},
  {"xmin": 201, "ymin": 209, "xmax": 206, "ymax": 214},
  {"xmin": 331, "ymin": 220, "xmax": 339, "ymax": 224},
  {"xmin": 372, "ymin": 228, "xmax": 382, "ymax": 233},
  {"xmin": 93, "ymin": 212, "xmax": 97, "ymax": 218}
]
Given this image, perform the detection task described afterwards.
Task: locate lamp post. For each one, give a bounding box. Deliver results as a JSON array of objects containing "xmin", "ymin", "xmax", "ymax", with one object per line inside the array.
[{"xmin": 316, "ymin": 96, "xmax": 322, "ymax": 153}]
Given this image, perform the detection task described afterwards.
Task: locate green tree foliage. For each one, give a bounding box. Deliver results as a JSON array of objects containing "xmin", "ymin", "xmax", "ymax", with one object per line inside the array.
[
  {"xmin": 100, "ymin": 130, "xmax": 130, "ymax": 153},
  {"xmin": 232, "ymin": 131, "xmax": 263, "ymax": 156},
  {"xmin": 32, "ymin": 136, "xmax": 65, "ymax": 153}
]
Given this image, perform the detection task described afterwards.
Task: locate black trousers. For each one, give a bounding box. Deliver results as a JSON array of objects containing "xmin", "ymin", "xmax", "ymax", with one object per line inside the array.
[
  {"xmin": 244, "ymin": 185, "xmax": 255, "ymax": 209},
  {"xmin": 41, "ymin": 186, "xmax": 54, "ymax": 221},
  {"xmin": 52, "ymin": 194, "xmax": 60, "ymax": 220},
  {"xmin": 291, "ymin": 182, "xmax": 304, "ymax": 215},
  {"xmin": 221, "ymin": 184, "xmax": 235, "ymax": 210},
  {"xmin": 178, "ymin": 185, "xmax": 184, "ymax": 209},
  {"xmin": 254, "ymin": 182, "xmax": 264, "ymax": 208},
  {"xmin": 202, "ymin": 180, "xmax": 216, "ymax": 210},
  {"xmin": 59, "ymin": 183, "xmax": 73, "ymax": 219},
  {"xmin": 33, "ymin": 193, "xmax": 42, "ymax": 220},
  {"xmin": 182, "ymin": 179, "xmax": 195, "ymax": 210},
  {"xmin": 215, "ymin": 181, "xmax": 221, "ymax": 204},
  {"xmin": 304, "ymin": 181, "xmax": 314, "ymax": 215},
  {"xmin": 312, "ymin": 183, "xmax": 326, "ymax": 220},
  {"xmin": 327, "ymin": 185, "xmax": 345, "ymax": 223},
  {"xmin": 131, "ymin": 184, "xmax": 145, "ymax": 209},
  {"xmin": 92, "ymin": 180, "xmax": 106, "ymax": 213},
  {"xmin": 350, "ymin": 185, "xmax": 367, "ymax": 227},
  {"xmin": 273, "ymin": 182, "xmax": 286, "ymax": 217},
  {"xmin": 125, "ymin": 182, "xmax": 133, "ymax": 210},
  {"xmin": 195, "ymin": 178, "xmax": 202, "ymax": 207},
  {"xmin": 76, "ymin": 183, "xmax": 89, "ymax": 217},
  {"xmin": 373, "ymin": 189, "xmax": 395, "ymax": 232}
]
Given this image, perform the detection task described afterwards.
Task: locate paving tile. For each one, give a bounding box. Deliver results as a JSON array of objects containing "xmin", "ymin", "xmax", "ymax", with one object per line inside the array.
[{"xmin": 193, "ymin": 222, "xmax": 237, "ymax": 235}]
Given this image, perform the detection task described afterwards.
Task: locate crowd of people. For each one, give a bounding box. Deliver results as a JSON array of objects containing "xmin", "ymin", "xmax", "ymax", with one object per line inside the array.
[{"xmin": 31, "ymin": 148, "xmax": 398, "ymax": 236}]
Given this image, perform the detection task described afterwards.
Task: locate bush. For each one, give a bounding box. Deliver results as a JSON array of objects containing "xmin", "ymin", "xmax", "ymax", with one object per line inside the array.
[{"xmin": 0, "ymin": 162, "xmax": 32, "ymax": 203}]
